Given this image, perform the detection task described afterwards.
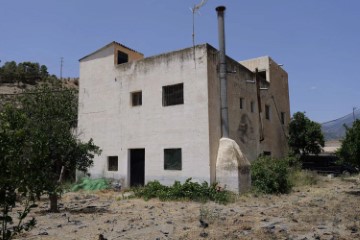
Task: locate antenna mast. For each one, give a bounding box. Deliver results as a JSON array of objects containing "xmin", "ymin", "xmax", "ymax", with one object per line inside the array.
[{"xmin": 191, "ymin": 0, "xmax": 208, "ymax": 66}]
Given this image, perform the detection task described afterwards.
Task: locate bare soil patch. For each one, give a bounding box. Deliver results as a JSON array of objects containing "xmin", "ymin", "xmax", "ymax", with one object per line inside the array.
[{"xmin": 14, "ymin": 175, "xmax": 360, "ymax": 240}]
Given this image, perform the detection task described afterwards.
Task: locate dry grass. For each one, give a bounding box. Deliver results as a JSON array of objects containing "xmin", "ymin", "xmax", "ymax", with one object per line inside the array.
[{"xmin": 10, "ymin": 174, "xmax": 360, "ymax": 240}]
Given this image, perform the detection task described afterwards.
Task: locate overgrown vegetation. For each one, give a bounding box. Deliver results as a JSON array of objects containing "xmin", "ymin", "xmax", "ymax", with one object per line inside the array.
[
  {"xmin": 337, "ymin": 119, "xmax": 360, "ymax": 169},
  {"xmin": 251, "ymin": 156, "xmax": 293, "ymax": 194},
  {"xmin": 133, "ymin": 178, "xmax": 233, "ymax": 204},
  {"xmin": 0, "ymin": 82, "xmax": 101, "ymax": 239},
  {"xmin": 71, "ymin": 178, "xmax": 110, "ymax": 192}
]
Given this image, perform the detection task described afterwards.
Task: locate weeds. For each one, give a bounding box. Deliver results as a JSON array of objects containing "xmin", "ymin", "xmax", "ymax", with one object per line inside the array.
[
  {"xmin": 134, "ymin": 178, "xmax": 233, "ymax": 204},
  {"xmin": 289, "ymin": 170, "xmax": 319, "ymax": 187}
]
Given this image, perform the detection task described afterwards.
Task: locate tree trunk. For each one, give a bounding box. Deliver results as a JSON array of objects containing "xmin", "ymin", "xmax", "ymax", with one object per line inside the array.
[{"xmin": 49, "ymin": 194, "xmax": 58, "ymax": 212}]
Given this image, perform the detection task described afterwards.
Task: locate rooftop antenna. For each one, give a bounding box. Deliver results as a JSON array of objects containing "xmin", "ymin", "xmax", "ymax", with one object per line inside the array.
[{"xmin": 191, "ymin": 0, "xmax": 208, "ymax": 67}]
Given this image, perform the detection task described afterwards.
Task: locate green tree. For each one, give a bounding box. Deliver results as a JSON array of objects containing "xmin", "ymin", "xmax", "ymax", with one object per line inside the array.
[
  {"xmin": 288, "ymin": 112, "xmax": 324, "ymax": 156},
  {"xmin": 0, "ymin": 106, "xmax": 37, "ymax": 239},
  {"xmin": 19, "ymin": 84, "xmax": 101, "ymax": 211},
  {"xmin": 0, "ymin": 62, "xmax": 17, "ymax": 84},
  {"xmin": 0, "ymin": 84, "xmax": 101, "ymax": 213},
  {"xmin": 337, "ymin": 119, "xmax": 360, "ymax": 168}
]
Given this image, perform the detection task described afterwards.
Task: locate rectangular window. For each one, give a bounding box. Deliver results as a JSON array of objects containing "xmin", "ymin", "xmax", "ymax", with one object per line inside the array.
[
  {"xmin": 240, "ymin": 98, "xmax": 244, "ymax": 110},
  {"xmin": 263, "ymin": 151, "xmax": 271, "ymax": 156},
  {"xmin": 250, "ymin": 101, "xmax": 255, "ymax": 113},
  {"xmin": 265, "ymin": 105, "xmax": 271, "ymax": 120},
  {"xmin": 162, "ymin": 83, "xmax": 184, "ymax": 106},
  {"xmin": 164, "ymin": 148, "xmax": 182, "ymax": 170},
  {"xmin": 108, "ymin": 156, "xmax": 118, "ymax": 171},
  {"xmin": 117, "ymin": 51, "xmax": 128, "ymax": 64},
  {"xmin": 281, "ymin": 112, "xmax": 285, "ymax": 125},
  {"xmin": 131, "ymin": 91, "xmax": 142, "ymax": 106}
]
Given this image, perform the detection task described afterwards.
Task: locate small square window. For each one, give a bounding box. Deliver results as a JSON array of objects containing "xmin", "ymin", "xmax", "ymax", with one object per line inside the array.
[
  {"xmin": 108, "ymin": 156, "xmax": 118, "ymax": 171},
  {"xmin": 164, "ymin": 148, "xmax": 182, "ymax": 170},
  {"xmin": 240, "ymin": 98, "xmax": 244, "ymax": 110},
  {"xmin": 131, "ymin": 91, "xmax": 142, "ymax": 106},
  {"xmin": 281, "ymin": 112, "xmax": 285, "ymax": 125},
  {"xmin": 250, "ymin": 101, "xmax": 255, "ymax": 113},
  {"xmin": 163, "ymin": 83, "xmax": 184, "ymax": 106},
  {"xmin": 265, "ymin": 105, "xmax": 271, "ymax": 120}
]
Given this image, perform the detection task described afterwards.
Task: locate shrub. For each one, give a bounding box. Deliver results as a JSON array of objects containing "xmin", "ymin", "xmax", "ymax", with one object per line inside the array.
[
  {"xmin": 251, "ymin": 156, "xmax": 292, "ymax": 194},
  {"xmin": 134, "ymin": 178, "xmax": 232, "ymax": 204}
]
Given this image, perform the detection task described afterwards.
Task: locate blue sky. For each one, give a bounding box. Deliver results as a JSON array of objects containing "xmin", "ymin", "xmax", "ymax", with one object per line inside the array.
[{"xmin": 0, "ymin": 0, "xmax": 359, "ymax": 123}]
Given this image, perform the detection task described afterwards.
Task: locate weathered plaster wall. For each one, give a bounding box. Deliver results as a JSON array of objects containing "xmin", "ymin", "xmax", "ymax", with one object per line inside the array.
[
  {"xmin": 240, "ymin": 57, "xmax": 290, "ymax": 158},
  {"xmin": 207, "ymin": 45, "xmax": 259, "ymax": 174},
  {"xmin": 78, "ymin": 44, "xmax": 211, "ymax": 186}
]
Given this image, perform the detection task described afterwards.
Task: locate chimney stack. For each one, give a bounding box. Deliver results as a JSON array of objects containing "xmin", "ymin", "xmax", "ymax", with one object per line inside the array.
[{"xmin": 216, "ymin": 6, "xmax": 229, "ymax": 138}]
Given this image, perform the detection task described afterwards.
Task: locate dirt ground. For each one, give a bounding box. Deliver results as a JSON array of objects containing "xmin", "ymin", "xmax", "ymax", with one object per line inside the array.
[{"xmin": 13, "ymin": 175, "xmax": 360, "ymax": 240}]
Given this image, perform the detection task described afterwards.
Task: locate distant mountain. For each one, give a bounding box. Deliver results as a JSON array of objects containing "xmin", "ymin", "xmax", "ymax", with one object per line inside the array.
[{"xmin": 322, "ymin": 108, "xmax": 360, "ymax": 141}]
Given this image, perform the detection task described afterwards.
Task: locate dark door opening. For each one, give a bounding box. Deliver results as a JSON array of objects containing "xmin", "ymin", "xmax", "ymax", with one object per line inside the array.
[{"xmin": 129, "ymin": 149, "xmax": 145, "ymax": 187}]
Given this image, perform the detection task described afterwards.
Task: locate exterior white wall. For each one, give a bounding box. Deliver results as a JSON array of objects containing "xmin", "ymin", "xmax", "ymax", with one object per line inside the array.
[
  {"xmin": 78, "ymin": 44, "xmax": 211, "ymax": 187},
  {"xmin": 78, "ymin": 43, "xmax": 290, "ymax": 188}
]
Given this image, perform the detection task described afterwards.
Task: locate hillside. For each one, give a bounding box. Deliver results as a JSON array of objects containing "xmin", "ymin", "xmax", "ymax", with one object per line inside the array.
[
  {"xmin": 322, "ymin": 109, "xmax": 360, "ymax": 140},
  {"xmin": 0, "ymin": 80, "xmax": 78, "ymax": 111}
]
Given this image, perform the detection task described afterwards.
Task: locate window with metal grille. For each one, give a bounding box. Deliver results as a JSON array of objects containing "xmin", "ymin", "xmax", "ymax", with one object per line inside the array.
[
  {"xmin": 265, "ymin": 105, "xmax": 271, "ymax": 120},
  {"xmin": 117, "ymin": 51, "xmax": 128, "ymax": 64},
  {"xmin": 162, "ymin": 83, "xmax": 184, "ymax": 106},
  {"xmin": 240, "ymin": 97, "xmax": 244, "ymax": 109},
  {"xmin": 108, "ymin": 156, "xmax": 118, "ymax": 171},
  {"xmin": 131, "ymin": 91, "xmax": 142, "ymax": 106},
  {"xmin": 164, "ymin": 148, "xmax": 182, "ymax": 170}
]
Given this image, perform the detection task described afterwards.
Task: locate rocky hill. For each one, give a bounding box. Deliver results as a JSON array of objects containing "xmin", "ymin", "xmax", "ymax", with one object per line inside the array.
[{"xmin": 322, "ymin": 108, "xmax": 360, "ymax": 140}]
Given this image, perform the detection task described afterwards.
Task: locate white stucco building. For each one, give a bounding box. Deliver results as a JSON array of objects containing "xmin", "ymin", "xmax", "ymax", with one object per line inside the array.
[{"xmin": 77, "ymin": 41, "xmax": 290, "ymax": 187}]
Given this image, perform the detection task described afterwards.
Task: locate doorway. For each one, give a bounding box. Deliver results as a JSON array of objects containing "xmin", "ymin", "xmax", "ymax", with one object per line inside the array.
[{"xmin": 129, "ymin": 149, "xmax": 145, "ymax": 187}]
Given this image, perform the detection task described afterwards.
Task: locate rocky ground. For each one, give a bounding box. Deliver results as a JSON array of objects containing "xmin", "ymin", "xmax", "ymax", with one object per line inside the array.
[{"xmin": 13, "ymin": 175, "xmax": 360, "ymax": 240}]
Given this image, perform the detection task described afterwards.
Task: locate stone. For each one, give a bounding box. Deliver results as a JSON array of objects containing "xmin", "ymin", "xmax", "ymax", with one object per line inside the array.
[{"xmin": 216, "ymin": 138, "xmax": 251, "ymax": 193}]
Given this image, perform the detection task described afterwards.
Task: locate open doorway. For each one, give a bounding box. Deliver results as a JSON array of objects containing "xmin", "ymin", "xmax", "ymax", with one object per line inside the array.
[{"xmin": 129, "ymin": 149, "xmax": 145, "ymax": 187}]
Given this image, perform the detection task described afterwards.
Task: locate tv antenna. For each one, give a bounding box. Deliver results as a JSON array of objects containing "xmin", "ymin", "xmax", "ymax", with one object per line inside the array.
[{"xmin": 190, "ymin": 0, "xmax": 208, "ymax": 67}]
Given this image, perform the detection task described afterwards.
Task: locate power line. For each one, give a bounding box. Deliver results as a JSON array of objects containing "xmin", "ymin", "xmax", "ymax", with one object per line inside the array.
[{"xmin": 322, "ymin": 107, "xmax": 360, "ymax": 125}]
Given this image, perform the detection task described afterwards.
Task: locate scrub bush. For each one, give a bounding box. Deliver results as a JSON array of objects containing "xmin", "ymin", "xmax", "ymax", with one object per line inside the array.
[
  {"xmin": 133, "ymin": 178, "xmax": 232, "ymax": 204},
  {"xmin": 251, "ymin": 156, "xmax": 293, "ymax": 194}
]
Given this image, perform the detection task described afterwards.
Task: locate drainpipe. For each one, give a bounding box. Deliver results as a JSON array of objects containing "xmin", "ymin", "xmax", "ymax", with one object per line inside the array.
[{"xmin": 216, "ymin": 6, "xmax": 229, "ymax": 138}]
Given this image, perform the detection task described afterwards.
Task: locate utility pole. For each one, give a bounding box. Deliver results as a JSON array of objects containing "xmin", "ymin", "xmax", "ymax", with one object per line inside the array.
[
  {"xmin": 60, "ymin": 57, "xmax": 63, "ymax": 80},
  {"xmin": 353, "ymin": 107, "xmax": 357, "ymax": 122}
]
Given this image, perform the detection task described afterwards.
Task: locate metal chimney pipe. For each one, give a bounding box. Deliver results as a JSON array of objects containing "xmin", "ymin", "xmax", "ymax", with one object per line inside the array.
[{"xmin": 216, "ymin": 6, "xmax": 229, "ymax": 138}]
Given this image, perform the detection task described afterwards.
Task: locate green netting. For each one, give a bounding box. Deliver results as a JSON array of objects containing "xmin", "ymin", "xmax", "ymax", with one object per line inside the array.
[{"xmin": 71, "ymin": 178, "xmax": 110, "ymax": 191}]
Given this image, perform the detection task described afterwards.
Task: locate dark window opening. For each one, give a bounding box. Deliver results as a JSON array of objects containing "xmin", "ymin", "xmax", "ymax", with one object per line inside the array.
[
  {"xmin": 108, "ymin": 156, "xmax": 118, "ymax": 171},
  {"xmin": 163, "ymin": 83, "xmax": 184, "ymax": 106},
  {"xmin": 265, "ymin": 105, "xmax": 271, "ymax": 120},
  {"xmin": 281, "ymin": 112, "xmax": 285, "ymax": 125},
  {"xmin": 258, "ymin": 70, "xmax": 267, "ymax": 81},
  {"xmin": 263, "ymin": 151, "xmax": 271, "ymax": 156},
  {"xmin": 250, "ymin": 101, "xmax": 255, "ymax": 113},
  {"xmin": 131, "ymin": 91, "xmax": 142, "ymax": 106},
  {"xmin": 164, "ymin": 148, "xmax": 182, "ymax": 170},
  {"xmin": 240, "ymin": 98, "xmax": 244, "ymax": 109},
  {"xmin": 117, "ymin": 51, "xmax": 128, "ymax": 64}
]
